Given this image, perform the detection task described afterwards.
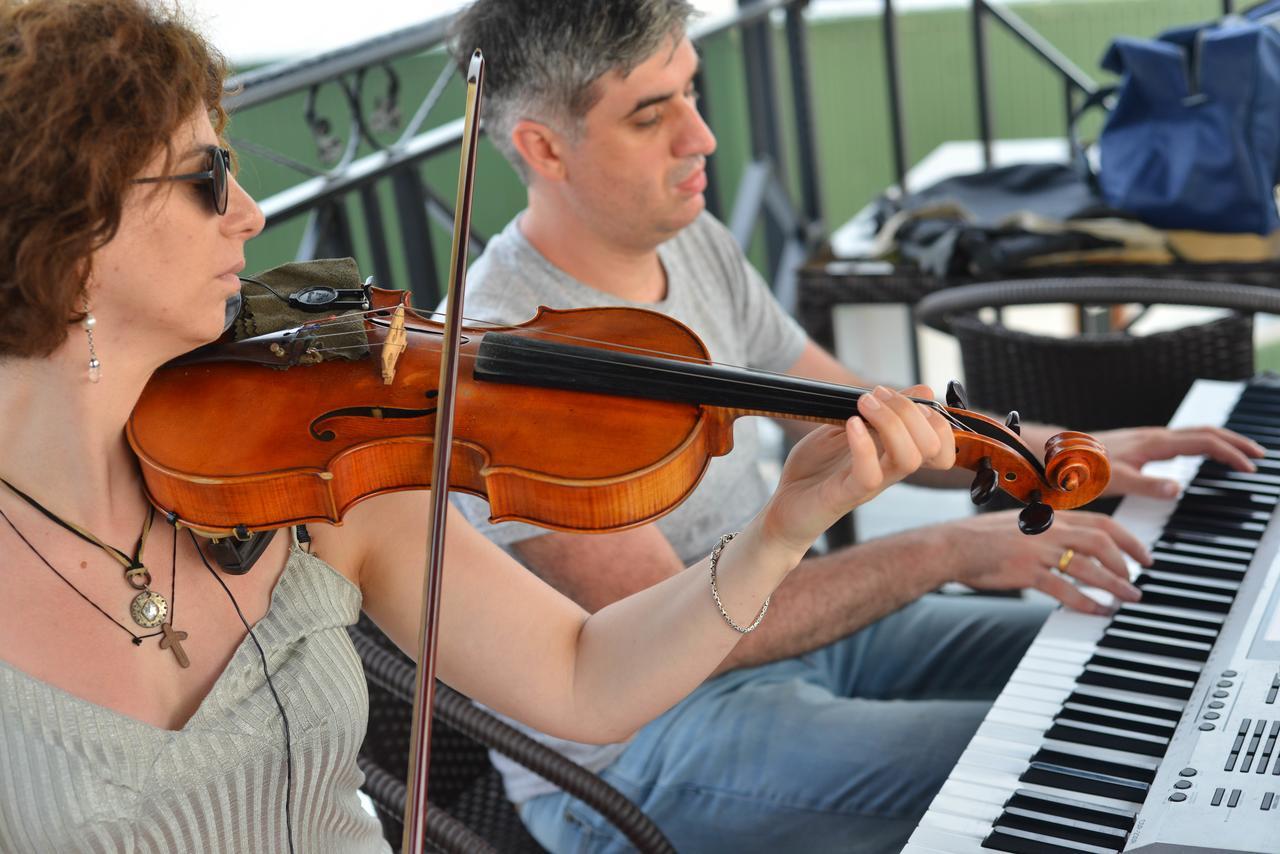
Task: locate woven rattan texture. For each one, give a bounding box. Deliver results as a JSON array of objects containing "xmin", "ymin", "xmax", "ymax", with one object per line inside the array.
[
  {"xmin": 352, "ymin": 616, "xmax": 544, "ymax": 852},
  {"xmin": 951, "ymin": 311, "xmax": 1254, "ymax": 432}
]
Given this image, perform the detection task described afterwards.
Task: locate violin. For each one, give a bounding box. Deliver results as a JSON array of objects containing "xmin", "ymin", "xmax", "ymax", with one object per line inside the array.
[{"xmin": 127, "ymin": 286, "xmax": 1109, "ymax": 537}]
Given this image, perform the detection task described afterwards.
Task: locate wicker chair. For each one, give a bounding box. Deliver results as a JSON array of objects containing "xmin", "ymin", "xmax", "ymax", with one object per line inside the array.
[
  {"xmin": 348, "ymin": 617, "xmax": 676, "ymax": 854},
  {"xmin": 914, "ymin": 278, "xmax": 1280, "ymax": 433}
]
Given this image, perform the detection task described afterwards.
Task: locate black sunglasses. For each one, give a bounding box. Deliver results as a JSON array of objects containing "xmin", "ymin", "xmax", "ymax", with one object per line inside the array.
[{"xmin": 132, "ymin": 146, "xmax": 230, "ymax": 215}]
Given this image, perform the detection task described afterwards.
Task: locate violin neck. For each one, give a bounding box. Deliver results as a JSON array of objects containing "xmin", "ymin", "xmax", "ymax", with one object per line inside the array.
[{"xmin": 473, "ymin": 332, "xmax": 863, "ymax": 422}]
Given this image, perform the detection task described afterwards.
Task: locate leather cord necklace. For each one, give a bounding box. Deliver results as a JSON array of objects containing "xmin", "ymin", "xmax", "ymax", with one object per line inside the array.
[{"xmin": 0, "ymin": 478, "xmax": 189, "ymax": 667}]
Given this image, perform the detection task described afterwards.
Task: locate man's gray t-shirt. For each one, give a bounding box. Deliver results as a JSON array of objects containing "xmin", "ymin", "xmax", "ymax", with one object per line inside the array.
[{"xmin": 455, "ymin": 211, "xmax": 807, "ymax": 802}]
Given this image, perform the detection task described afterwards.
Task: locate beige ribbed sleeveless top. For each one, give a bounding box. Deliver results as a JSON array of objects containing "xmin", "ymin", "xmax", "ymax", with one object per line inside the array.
[{"xmin": 0, "ymin": 543, "xmax": 390, "ymax": 853}]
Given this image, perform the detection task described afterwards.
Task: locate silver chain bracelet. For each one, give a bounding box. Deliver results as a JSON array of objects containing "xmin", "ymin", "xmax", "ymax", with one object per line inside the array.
[{"xmin": 709, "ymin": 531, "xmax": 770, "ymax": 634}]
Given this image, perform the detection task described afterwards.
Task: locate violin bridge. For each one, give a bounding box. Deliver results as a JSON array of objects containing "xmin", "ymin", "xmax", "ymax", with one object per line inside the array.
[{"xmin": 380, "ymin": 305, "xmax": 408, "ymax": 385}]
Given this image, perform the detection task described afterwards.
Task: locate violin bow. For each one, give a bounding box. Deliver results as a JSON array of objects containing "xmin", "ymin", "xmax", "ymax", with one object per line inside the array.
[{"xmin": 402, "ymin": 48, "xmax": 484, "ymax": 854}]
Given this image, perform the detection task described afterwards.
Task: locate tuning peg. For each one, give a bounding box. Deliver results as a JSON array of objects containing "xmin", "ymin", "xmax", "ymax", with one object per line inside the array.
[
  {"xmin": 1018, "ymin": 493, "xmax": 1054, "ymax": 535},
  {"xmin": 1004, "ymin": 410, "xmax": 1021, "ymax": 435},
  {"xmin": 969, "ymin": 457, "xmax": 997, "ymax": 506},
  {"xmin": 945, "ymin": 380, "xmax": 969, "ymax": 410}
]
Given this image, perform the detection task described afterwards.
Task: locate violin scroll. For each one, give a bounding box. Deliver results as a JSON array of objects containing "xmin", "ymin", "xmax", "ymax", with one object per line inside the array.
[
  {"xmin": 1043, "ymin": 431, "xmax": 1110, "ymax": 500},
  {"xmin": 947, "ymin": 405, "xmax": 1110, "ymax": 534}
]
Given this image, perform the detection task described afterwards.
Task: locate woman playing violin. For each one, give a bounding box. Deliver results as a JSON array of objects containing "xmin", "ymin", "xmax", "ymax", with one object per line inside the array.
[{"xmin": 0, "ymin": 2, "xmax": 955, "ymax": 851}]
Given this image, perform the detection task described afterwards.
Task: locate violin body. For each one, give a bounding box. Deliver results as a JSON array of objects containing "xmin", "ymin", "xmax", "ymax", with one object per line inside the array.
[
  {"xmin": 128, "ymin": 288, "xmax": 1109, "ymax": 537},
  {"xmin": 130, "ymin": 294, "xmax": 735, "ymax": 536}
]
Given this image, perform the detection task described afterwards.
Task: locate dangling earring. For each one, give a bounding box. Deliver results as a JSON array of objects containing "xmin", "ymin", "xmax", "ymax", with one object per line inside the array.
[{"xmin": 82, "ymin": 299, "xmax": 100, "ymax": 383}]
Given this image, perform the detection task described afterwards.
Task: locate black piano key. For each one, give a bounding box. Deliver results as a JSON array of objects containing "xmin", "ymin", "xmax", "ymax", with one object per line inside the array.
[
  {"xmin": 1086, "ymin": 654, "xmax": 1201, "ymax": 683},
  {"xmin": 1063, "ymin": 690, "xmax": 1183, "ymax": 723},
  {"xmin": 1044, "ymin": 722, "xmax": 1167, "ymax": 758},
  {"xmin": 1180, "ymin": 485, "xmax": 1276, "ymax": 511},
  {"xmin": 1171, "ymin": 499, "xmax": 1272, "ymax": 523},
  {"xmin": 1021, "ymin": 762, "xmax": 1149, "ymax": 803},
  {"xmin": 1109, "ymin": 614, "xmax": 1219, "ymax": 643},
  {"xmin": 1134, "ymin": 570, "xmax": 1240, "ymax": 595},
  {"xmin": 1192, "ymin": 477, "xmax": 1280, "ymax": 497},
  {"xmin": 1193, "ymin": 466, "xmax": 1280, "ymax": 489},
  {"xmin": 1128, "ymin": 583, "xmax": 1233, "ymax": 615},
  {"xmin": 1060, "ymin": 703, "xmax": 1178, "ymax": 737},
  {"xmin": 1114, "ymin": 604, "xmax": 1223, "ymax": 633},
  {"xmin": 1157, "ymin": 527, "xmax": 1261, "ymax": 550},
  {"xmin": 1141, "ymin": 558, "xmax": 1247, "ymax": 583},
  {"xmin": 1098, "ymin": 628, "xmax": 1210, "ymax": 662},
  {"xmin": 1152, "ymin": 537, "xmax": 1256, "ymax": 563},
  {"xmin": 1032, "ymin": 748, "xmax": 1156, "ymax": 783},
  {"xmin": 1005, "ymin": 789, "xmax": 1135, "ymax": 831},
  {"xmin": 995, "ymin": 808, "xmax": 1128, "ymax": 850},
  {"xmin": 1076, "ymin": 668, "xmax": 1193, "ymax": 701},
  {"xmin": 1150, "ymin": 547, "xmax": 1252, "ymax": 569},
  {"xmin": 982, "ymin": 825, "xmax": 1117, "ymax": 854}
]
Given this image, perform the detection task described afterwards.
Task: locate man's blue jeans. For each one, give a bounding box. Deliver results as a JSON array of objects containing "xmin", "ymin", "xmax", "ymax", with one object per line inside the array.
[{"xmin": 521, "ymin": 593, "xmax": 1050, "ymax": 853}]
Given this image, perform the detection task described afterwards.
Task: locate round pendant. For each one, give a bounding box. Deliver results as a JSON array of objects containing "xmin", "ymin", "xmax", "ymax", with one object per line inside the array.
[{"xmin": 130, "ymin": 590, "xmax": 169, "ymax": 629}]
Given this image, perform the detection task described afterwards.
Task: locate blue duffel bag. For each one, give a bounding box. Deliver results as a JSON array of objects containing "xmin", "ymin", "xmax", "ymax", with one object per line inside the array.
[{"xmin": 1095, "ymin": 1, "xmax": 1280, "ymax": 234}]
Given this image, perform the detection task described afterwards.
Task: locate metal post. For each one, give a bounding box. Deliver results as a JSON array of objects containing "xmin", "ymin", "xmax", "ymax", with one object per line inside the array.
[
  {"xmin": 739, "ymin": 0, "xmax": 788, "ymax": 277},
  {"xmin": 1064, "ymin": 79, "xmax": 1078, "ymax": 161},
  {"xmin": 971, "ymin": 0, "xmax": 994, "ymax": 169},
  {"xmin": 390, "ymin": 165, "xmax": 440, "ymax": 306},
  {"xmin": 784, "ymin": 0, "xmax": 824, "ymax": 243},
  {"xmin": 882, "ymin": 0, "xmax": 910, "ymax": 191},
  {"xmin": 359, "ymin": 185, "xmax": 396, "ymax": 290}
]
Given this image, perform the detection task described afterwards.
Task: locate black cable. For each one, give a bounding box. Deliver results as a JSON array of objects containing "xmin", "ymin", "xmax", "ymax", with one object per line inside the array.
[{"xmin": 188, "ymin": 529, "xmax": 296, "ymax": 854}]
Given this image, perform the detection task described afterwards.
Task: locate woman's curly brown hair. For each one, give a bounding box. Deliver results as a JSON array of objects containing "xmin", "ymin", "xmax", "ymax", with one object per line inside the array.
[{"xmin": 0, "ymin": 0, "xmax": 227, "ymax": 357}]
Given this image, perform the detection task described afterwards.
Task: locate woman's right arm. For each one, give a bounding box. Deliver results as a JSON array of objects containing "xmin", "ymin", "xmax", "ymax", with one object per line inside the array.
[{"xmin": 353, "ymin": 387, "xmax": 952, "ymax": 743}]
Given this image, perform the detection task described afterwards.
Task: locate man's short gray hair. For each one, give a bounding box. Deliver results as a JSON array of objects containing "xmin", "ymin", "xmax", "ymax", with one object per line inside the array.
[{"xmin": 450, "ymin": 0, "xmax": 697, "ymax": 183}]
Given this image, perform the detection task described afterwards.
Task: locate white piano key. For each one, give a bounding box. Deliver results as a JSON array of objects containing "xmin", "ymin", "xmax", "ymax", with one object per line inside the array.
[
  {"xmin": 976, "ymin": 719, "xmax": 1052, "ymax": 749},
  {"xmin": 901, "ymin": 842, "xmax": 969, "ymax": 854},
  {"xmin": 989, "ymin": 692, "xmax": 1064, "ymax": 718},
  {"xmin": 919, "ymin": 809, "xmax": 998, "ymax": 839},
  {"xmin": 1013, "ymin": 650, "xmax": 1085, "ymax": 676},
  {"xmin": 999, "ymin": 681, "xmax": 1072, "ymax": 709},
  {"xmin": 937, "ymin": 777, "xmax": 1015, "ymax": 807},
  {"xmin": 986, "ymin": 706, "xmax": 1054, "ymax": 731},
  {"xmin": 902, "ymin": 824, "xmax": 987, "ymax": 854},
  {"xmin": 926, "ymin": 794, "xmax": 1002, "ymax": 824},
  {"xmin": 963, "ymin": 736, "xmax": 1035, "ymax": 765}
]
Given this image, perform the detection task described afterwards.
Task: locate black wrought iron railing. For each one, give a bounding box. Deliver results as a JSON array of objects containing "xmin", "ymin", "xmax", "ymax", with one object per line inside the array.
[{"xmin": 225, "ymin": 0, "xmax": 825, "ymax": 312}]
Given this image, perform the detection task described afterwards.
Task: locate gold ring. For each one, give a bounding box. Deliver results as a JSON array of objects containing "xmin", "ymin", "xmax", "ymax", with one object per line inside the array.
[{"xmin": 1056, "ymin": 548, "xmax": 1075, "ymax": 572}]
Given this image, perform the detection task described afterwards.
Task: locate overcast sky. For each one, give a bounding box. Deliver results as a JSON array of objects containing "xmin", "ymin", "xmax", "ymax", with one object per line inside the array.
[{"xmin": 187, "ymin": 0, "xmax": 1049, "ymax": 65}]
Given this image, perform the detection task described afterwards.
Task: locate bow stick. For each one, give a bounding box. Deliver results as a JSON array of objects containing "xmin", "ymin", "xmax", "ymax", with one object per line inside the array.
[{"xmin": 402, "ymin": 48, "xmax": 484, "ymax": 854}]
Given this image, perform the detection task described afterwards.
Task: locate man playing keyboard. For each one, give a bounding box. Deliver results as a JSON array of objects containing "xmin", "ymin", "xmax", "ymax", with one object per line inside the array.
[{"xmin": 447, "ymin": 1, "xmax": 1264, "ymax": 850}]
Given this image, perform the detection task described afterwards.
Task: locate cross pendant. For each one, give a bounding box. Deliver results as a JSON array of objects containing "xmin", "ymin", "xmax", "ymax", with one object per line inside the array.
[{"xmin": 159, "ymin": 622, "xmax": 190, "ymax": 668}]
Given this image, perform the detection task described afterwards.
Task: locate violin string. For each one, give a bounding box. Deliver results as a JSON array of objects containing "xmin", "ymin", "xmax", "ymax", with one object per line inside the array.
[
  {"xmin": 291, "ymin": 336, "xmax": 974, "ymax": 435},
  {"xmin": 266, "ymin": 311, "xmax": 975, "ymax": 432}
]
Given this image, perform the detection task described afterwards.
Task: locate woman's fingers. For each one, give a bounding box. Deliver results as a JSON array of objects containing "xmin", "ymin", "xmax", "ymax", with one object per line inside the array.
[
  {"xmin": 843, "ymin": 416, "xmax": 885, "ymax": 495},
  {"xmin": 856, "ymin": 387, "xmax": 939, "ymax": 480}
]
